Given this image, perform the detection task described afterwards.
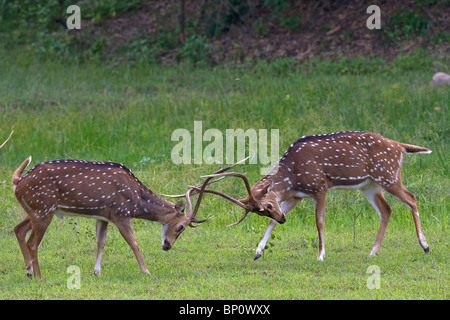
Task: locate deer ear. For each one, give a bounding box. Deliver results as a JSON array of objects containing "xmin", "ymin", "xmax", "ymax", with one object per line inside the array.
[
  {"xmin": 175, "ymin": 200, "xmax": 185, "ymax": 214},
  {"xmin": 258, "ymin": 179, "xmax": 274, "ymax": 195}
]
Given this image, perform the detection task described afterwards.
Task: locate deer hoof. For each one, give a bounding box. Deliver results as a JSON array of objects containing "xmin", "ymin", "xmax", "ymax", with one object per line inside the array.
[{"xmin": 254, "ymin": 253, "xmax": 261, "ymax": 260}]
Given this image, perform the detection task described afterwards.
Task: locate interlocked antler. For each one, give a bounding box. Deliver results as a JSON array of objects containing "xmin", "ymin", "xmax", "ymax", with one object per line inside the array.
[{"xmin": 162, "ymin": 156, "xmax": 252, "ymax": 227}]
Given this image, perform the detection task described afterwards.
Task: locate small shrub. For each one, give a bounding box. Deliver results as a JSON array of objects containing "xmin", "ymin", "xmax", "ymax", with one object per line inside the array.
[
  {"xmin": 178, "ymin": 34, "xmax": 211, "ymax": 65},
  {"xmin": 269, "ymin": 57, "xmax": 298, "ymax": 74},
  {"xmin": 389, "ymin": 49, "xmax": 432, "ymax": 73},
  {"xmin": 384, "ymin": 9, "xmax": 433, "ymax": 42},
  {"xmin": 310, "ymin": 56, "xmax": 386, "ymax": 75}
]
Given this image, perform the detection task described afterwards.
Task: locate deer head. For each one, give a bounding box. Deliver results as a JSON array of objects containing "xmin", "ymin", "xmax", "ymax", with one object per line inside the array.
[{"xmin": 160, "ymin": 188, "xmax": 213, "ymax": 251}]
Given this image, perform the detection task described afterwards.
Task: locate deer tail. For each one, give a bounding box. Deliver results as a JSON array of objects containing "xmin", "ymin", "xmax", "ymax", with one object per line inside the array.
[
  {"xmin": 12, "ymin": 156, "xmax": 32, "ymax": 186},
  {"xmin": 400, "ymin": 143, "xmax": 432, "ymax": 154}
]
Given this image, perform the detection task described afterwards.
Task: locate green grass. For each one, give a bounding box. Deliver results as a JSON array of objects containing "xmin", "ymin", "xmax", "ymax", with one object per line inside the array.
[{"xmin": 0, "ymin": 52, "xmax": 448, "ymax": 299}]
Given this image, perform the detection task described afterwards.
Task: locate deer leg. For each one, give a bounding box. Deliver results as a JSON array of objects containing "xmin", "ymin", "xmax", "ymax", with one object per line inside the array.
[
  {"xmin": 385, "ymin": 184, "xmax": 429, "ymax": 253},
  {"xmin": 254, "ymin": 198, "xmax": 302, "ymax": 260},
  {"xmin": 94, "ymin": 220, "xmax": 109, "ymax": 276},
  {"xmin": 361, "ymin": 185, "xmax": 392, "ymax": 256},
  {"xmin": 26, "ymin": 214, "xmax": 54, "ymax": 281},
  {"xmin": 314, "ymin": 192, "xmax": 327, "ymax": 261},
  {"xmin": 254, "ymin": 219, "xmax": 278, "ymax": 260},
  {"xmin": 14, "ymin": 216, "xmax": 33, "ymax": 277},
  {"xmin": 114, "ymin": 219, "xmax": 150, "ymax": 275}
]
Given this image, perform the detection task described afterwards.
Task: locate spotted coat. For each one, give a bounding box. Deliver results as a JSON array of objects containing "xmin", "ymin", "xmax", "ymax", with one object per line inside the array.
[
  {"xmin": 255, "ymin": 131, "xmax": 429, "ymax": 199},
  {"xmin": 15, "ymin": 159, "xmax": 176, "ymax": 220},
  {"xmin": 248, "ymin": 131, "xmax": 431, "ymax": 261}
]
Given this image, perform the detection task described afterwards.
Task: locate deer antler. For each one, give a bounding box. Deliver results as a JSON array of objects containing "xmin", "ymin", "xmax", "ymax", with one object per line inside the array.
[
  {"xmin": 227, "ymin": 210, "xmax": 250, "ymax": 227},
  {"xmin": 0, "ymin": 130, "xmax": 13, "ymax": 185},
  {"xmin": 199, "ymin": 172, "xmax": 254, "ymax": 201},
  {"xmin": 162, "ymin": 156, "xmax": 251, "ymax": 226},
  {"xmin": 162, "ymin": 177, "xmax": 225, "ymax": 198},
  {"xmin": 0, "ymin": 130, "xmax": 13, "ymax": 150},
  {"xmin": 187, "ymin": 185, "xmax": 251, "ymax": 227},
  {"xmin": 194, "ymin": 163, "xmax": 259, "ymax": 227}
]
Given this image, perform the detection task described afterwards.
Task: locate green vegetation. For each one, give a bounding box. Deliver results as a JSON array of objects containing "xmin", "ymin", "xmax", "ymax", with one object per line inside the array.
[
  {"xmin": 0, "ymin": 49, "xmax": 448, "ymax": 299},
  {"xmin": 1, "ymin": 1, "xmax": 448, "ymax": 65}
]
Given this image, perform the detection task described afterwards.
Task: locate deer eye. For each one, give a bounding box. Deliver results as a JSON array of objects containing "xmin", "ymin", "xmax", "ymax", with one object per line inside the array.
[
  {"xmin": 177, "ymin": 225, "xmax": 184, "ymax": 232},
  {"xmin": 267, "ymin": 204, "xmax": 273, "ymax": 210}
]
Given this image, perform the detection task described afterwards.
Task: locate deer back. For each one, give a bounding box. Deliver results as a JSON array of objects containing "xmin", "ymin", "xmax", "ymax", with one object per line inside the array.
[
  {"xmin": 14, "ymin": 159, "xmax": 175, "ymax": 221},
  {"xmin": 262, "ymin": 131, "xmax": 415, "ymax": 197}
]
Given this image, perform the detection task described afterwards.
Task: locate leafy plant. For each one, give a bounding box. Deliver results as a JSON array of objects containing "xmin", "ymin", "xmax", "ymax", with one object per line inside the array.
[
  {"xmin": 264, "ymin": 233, "xmax": 282, "ymax": 253},
  {"xmin": 432, "ymin": 31, "xmax": 450, "ymax": 45},
  {"xmin": 84, "ymin": 0, "xmax": 143, "ymax": 23},
  {"xmin": 253, "ymin": 17, "xmax": 269, "ymax": 36},
  {"xmin": 310, "ymin": 56, "xmax": 386, "ymax": 75},
  {"xmin": 178, "ymin": 34, "xmax": 211, "ymax": 65},
  {"xmin": 31, "ymin": 30, "xmax": 105, "ymax": 62},
  {"xmin": 384, "ymin": 9, "xmax": 433, "ymax": 42},
  {"xmin": 269, "ymin": 57, "xmax": 297, "ymax": 74},
  {"xmin": 264, "ymin": 0, "xmax": 302, "ymax": 32},
  {"xmin": 389, "ymin": 49, "xmax": 432, "ymax": 73}
]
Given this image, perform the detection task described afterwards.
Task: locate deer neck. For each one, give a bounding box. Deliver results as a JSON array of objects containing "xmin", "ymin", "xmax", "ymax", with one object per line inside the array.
[
  {"xmin": 253, "ymin": 172, "xmax": 295, "ymax": 203},
  {"xmin": 134, "ymin": 187, "xmax": 176, "ymax": 223}
]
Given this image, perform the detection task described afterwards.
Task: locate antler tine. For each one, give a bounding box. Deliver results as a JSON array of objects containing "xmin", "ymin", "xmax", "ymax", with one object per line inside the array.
[
  {"xmin": 185, "ymin": 187, "xmax": 212, "ymax": 227},
  {"xmin": 0, "ymin": 130, "xmax": 13, "ymax": 150},
  {"xmin": 185, "ymin": 188, "xmax": 194, "ymax": 218},
  {"xmin": 188, "ymin": 175, "xmax": 215, "ymax": 222},
  {"xmin": 187, "ymin": 156, "xmax": 256, "ymax": 226},
  {"xmin": 198, "ymin": 157, "xmax": 253, "ymax": 195},
  {"xmin": 200, "ymin": 172, "xmax": 254, "ymax": 201},
  {"xmin": 160, "ymin": 177, "xmax": 225, "ymax": 199},
  {"xmin": 161, "ymin": 156, "xmax": 251, "ymax": 226},
  {"xmin": 0, "ymin": 131, "xmax": 13, "ymax": 185},
  {"xmin": 162, "ymin": 156, "xmax": 249, "ymax": 197},
  {"xmin": 227, "ymin": 210, "xmax": 250, "ymax": 227},
  {"xmin": 188, "ymin": 186, "xmax": 252, "ymax": 226},
  {"xmin": 189, "ymin": 186, "xmax": 249, "ymax": 209},
  {"xmin": 187, "ymin": 176, "xmax": 222, "ymax": 227},
  {"xmin": 185, "ymin": 184, "xmax": 212, "ymax": 228},
  {"xmin": 161, "ymin": 176, "xmax": 224, "ymax": 226},
  {"xmin": 188, "ymin": 156, "xmax": 250, "ymax": 224},
  {"xmin": 159, "ymin": 193, "xmax": 185, "ymax": 198},
  {"xmin": 213, "ymin": 156, "xmax": 250, "ymax": 174}
]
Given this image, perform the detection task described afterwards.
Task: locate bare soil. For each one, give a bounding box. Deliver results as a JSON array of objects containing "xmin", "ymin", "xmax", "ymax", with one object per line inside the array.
[{"xmin": 86, "ymin": 0, "xmax": 449, "ymax": 64}]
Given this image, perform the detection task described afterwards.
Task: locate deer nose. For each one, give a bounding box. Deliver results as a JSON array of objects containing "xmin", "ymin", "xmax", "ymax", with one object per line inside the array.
[
  {"xmin": 278, "ymin": 214, "xmax": 286, "ymax": 224},
  {"xmin": 162, "ymin": 241, "xmax": 171, "ymax": 251}
]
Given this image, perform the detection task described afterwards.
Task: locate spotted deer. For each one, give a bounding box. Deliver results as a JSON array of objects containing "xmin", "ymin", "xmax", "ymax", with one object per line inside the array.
[
  {"xmin": 12, "ymin": 157, "xmax": 225, "ymax": 280},
  {"xmin": 186, "ymin": 131, "xmax": 431, "ymax": 261}
]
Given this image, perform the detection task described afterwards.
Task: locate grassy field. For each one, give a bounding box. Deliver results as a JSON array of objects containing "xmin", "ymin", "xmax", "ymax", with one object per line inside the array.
[{"xmin": 0, "ymin": 52, "xmax": 448, "ymax": 299}]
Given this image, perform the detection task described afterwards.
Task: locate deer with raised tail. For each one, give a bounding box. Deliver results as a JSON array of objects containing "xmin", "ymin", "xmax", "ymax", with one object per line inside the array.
[
  {"xmin": 12, "ymin": 157, "xmax": 238, "ymax": 280},
  {"xmin": 182, "ymin": 131, "xmax": 431, "ymax": 261}
]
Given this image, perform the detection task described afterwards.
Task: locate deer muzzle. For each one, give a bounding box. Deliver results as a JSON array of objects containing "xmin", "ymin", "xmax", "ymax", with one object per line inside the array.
[
  {"xmin": 162, "ymin": 240, "xmax": 172, "ymax": 251},
  {"xmin": 277, "ymin": 213, "xmax": 287, "ymax": 224}
]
